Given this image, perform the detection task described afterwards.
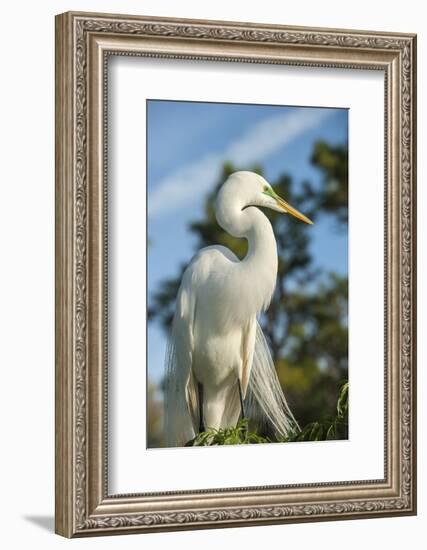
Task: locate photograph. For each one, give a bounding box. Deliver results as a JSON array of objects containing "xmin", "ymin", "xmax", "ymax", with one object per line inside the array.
[{"xmin": 146, "ymin": 100, "xmax": 349, "ymax": 448}]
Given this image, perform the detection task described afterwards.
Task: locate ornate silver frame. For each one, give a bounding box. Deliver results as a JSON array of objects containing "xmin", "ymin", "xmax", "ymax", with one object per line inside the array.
[{"xmin": 55, "ymin": 11, "xmax": 417, "ymax": 537}]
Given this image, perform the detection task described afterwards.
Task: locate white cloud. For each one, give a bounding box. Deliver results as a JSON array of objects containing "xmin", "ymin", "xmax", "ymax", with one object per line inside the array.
[
  {"xmin": 149, "ymin": 108, "xmax": 332, "ymax": 217},
  {"xmin": 148, "ymin": 154, "xmax": 220, "ymax": 216}
]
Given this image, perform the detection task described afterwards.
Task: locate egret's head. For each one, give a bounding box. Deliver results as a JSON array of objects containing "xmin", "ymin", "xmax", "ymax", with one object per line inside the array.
[{"xmin": 222, "ymin": 171, "xmax": 313, "ymax": 225}]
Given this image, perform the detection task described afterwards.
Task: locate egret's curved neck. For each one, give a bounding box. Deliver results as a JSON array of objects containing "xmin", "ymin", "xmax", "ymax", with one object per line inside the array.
[
  {"xmin": 216, "ymin": 196, "xmax": 278, "ymax": 312},
  {"xmin": 244, "ymin": 208, "xmax": 277, "ymax": 271}
]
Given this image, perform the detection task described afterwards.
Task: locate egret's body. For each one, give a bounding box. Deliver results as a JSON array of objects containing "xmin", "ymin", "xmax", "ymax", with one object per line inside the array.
[{"xmin": 165, "ymin": 171, "xmax": 312, "ymax": 446}]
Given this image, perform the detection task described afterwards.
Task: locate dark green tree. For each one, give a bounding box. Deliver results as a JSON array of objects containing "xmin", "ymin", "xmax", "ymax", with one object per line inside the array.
[{"xmin": 311, "ymin": 141, "xmax": 348, "ymax": 224}]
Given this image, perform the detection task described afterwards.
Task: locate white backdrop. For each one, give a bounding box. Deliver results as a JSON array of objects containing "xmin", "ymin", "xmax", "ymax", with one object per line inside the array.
[
  {"xmin": 109, "ymin": 59, "xmax": 384, "ymax": 494},
  {"xmin": 0, "ymin": 1, "xmax": 424, "ymax": 548}
]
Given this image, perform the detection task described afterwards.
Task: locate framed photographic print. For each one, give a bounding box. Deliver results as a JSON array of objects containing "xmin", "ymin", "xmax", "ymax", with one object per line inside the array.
[{"xmin": 55, "ymin": 11, "xmax": 417, "ymax": 537}]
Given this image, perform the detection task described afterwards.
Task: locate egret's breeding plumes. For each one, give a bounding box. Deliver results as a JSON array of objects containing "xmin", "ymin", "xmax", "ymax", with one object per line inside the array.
[{"xmin": 164, "ymin": 171, "xmax": 313, "ymax": 447}]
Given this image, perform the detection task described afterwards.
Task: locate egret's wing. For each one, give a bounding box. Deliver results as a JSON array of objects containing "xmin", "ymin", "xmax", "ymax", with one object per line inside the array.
[
  {"xmin": 164, "ymin": 275, "xmax": 198, "ymax": 447},
  {"xmin": 246, "ymin": 322, "xmax": 300, "ymax": 438},
  {"xmin": 240, "ymin": 317, "xmax": 256, "ymax": 398}
]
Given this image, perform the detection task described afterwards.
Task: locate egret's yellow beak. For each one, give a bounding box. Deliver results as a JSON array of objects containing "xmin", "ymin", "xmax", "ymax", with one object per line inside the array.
[
  {"xmin": 275, "ymin": 195, "xmax": 313, "ymax": 225},
  {"xmin": 262, "ymin": 186, "xmax": 313, "ymax": 224}
]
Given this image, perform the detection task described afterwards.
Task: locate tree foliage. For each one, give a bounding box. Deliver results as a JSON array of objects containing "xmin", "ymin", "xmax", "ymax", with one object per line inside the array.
[
  {"xmin": 190, "ymin": 381, "xmax": 348, "ymax": 445},
  {"xmin": 311, "ymin": 141, "xmax": 348, "ymax": 224},
  {"xmin": 192, "ymin": 419, "xmax": 270, "ymax": 446}
]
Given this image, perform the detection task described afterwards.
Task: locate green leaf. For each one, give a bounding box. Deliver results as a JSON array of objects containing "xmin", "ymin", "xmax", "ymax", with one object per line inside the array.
[{"xmin": 337, "ymin": 381, "xmax": 349, "ymax": 418}]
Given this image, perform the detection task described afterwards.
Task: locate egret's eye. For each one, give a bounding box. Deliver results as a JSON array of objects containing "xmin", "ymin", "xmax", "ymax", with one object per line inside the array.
[{"xmin": 263, "ymin": 185, "xmax": 269, "ymax": 192}]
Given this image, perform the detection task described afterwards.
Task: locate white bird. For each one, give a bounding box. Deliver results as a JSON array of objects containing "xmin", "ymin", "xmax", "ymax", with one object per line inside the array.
[{"xmin": 164, "ymin": 171, "xmax": 313, "ymax": 447}]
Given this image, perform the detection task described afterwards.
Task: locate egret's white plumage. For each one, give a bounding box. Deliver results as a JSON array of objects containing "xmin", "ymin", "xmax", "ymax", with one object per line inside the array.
[{"xmin": 165, "ymin": 171, "xmax": 312, "ymax": 446}]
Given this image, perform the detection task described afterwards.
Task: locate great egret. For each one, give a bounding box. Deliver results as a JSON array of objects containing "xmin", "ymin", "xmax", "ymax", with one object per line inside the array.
[{"xmin": 164, "ymin": 171, "xmax": 313, "ymax": 446}]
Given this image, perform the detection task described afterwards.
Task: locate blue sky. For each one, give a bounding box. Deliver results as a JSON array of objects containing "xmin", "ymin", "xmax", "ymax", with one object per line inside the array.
[{"xmin": 147, "ymin": 100, "xmax": 348, "ymax": 383}]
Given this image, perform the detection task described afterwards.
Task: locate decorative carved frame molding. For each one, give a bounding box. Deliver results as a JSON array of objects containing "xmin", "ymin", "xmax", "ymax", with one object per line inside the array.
[{"xmin": 55, "ymin": 11, "xmax": 417, "ymax": 537}]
